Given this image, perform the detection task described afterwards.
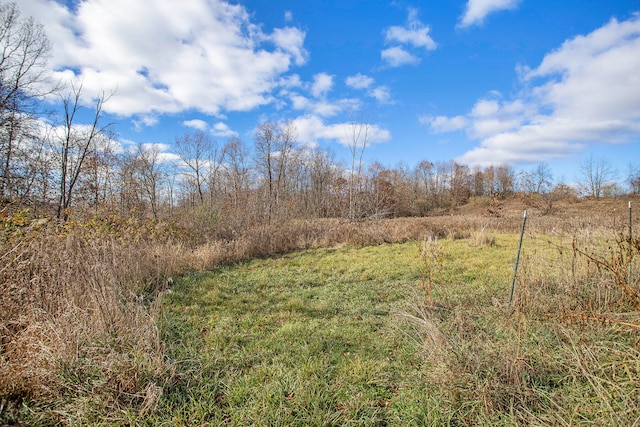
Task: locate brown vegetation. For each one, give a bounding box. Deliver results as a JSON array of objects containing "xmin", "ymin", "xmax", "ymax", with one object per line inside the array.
[{"xmin": 2, "ymin": 196, "xmax": 638, "ymax": 416}]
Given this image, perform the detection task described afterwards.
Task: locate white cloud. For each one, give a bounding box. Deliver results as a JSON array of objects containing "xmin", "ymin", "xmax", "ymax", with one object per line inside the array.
[
  {"xmin": 21, "ymin": 0, "xmax": 307, "ymax": 119},
  {"xmin": 467, "ymin": 98, "xmax": 530, "ymax": 138},
  {"xmin": 279, "ymin": 74, "xmax": 303, "ymax": 89},
  {"xmin": 420, "ymin": 115, "xmax": 468, "ymax": 133},
  {"xmin": 183, "ymin": 119, "xmax": 209, "ymax": 131},
  {"xmin": 523, "ymin": 16, "xmax": 640, "ymax": 122},
  {"xmin": 133, "ymin": 114, "xmax": 159, "ymax": 131},
  {"xmin": 270, "ymin": 27, "xmax": 308, "ymax": 66},
  {"xmin": 284, "ymin": 10, "xmax": 293, "ymax": 22},
  {"xmin": 211, "ymin": 122, "xmax": 238, "ymax": 137},
  {"xmin": 292, "ymin": 115, "xmax": 391, "ymax": 148},
  {"xmin": 381, "ymin": 47, "xmax": 420, "ymax": 67},
  {"xmin": 289, "ymin": 94, "xmax": 310, "ymax": 111},
  {"xmin": 459, "ymin": 0, "xmax": 521, "ymax": 28},
  {"xmin": 385, "ymin": 8, "xmax": 437, "ymax": 50},
  {"xmin": 382, "ymin": 8, "xmax": 436, "ymax": 68},
  {"xmin": 289, "ymin": 93, "xmax": 355, "ymax": 118},
  {"xmin": 311, "ymin": 101, "xmax": 344, "ymax": 117},
  {"xmin": 470, "ymin": 99, "xmax": 500, "ymax": 117},
  {"xmin": 345, "ymin": 74, "xmax": 392, "ymax": 104},
  {"xmin": 345, "ymin": 73, "xmax": 374, "ymax": 90},
  {"xmin": 285, "ymin": 73, "xmax": 361, "ymax": 117},
  {"xmin": 140, "ymin": 143, "xmax": 181, "ymax": 163},
  {"xmin": 370, "ymin": 86, "xmax": 392, "ymax": 104},
  {"xmin": 424, "ymin": 15, "xmax": 640, "ymax": 167},
  {"xmin": 311, "ymin": 72, "xmax": 334, "ymax": 98}
]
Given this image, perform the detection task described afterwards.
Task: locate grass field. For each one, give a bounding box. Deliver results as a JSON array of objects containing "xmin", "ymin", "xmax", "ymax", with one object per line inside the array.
[
  {"xmin": 138, "ymin": 231, "xmax": 638, "ymax": 426},
  {"xmin": 2, "ymin": 202, "xmax": 638, "ymax": 425}
]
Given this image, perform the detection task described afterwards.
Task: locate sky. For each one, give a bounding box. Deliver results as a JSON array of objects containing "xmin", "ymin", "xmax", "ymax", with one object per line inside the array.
[{"xmin": 19, "ymin": 0, "xmax": 640, "ymax": 184}]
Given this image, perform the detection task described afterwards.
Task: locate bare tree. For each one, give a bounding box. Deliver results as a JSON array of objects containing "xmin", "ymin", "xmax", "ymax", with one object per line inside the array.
[
  {"xmin": 578, "ymin": 155, "xmax": 616, "ymax": 199},
  {"xmin": 0, "ymin": 2, "xmax": 53, "ymax": 199},
  {"xmin": 366, "ymin": 161, "xmax": 395, "ymax": 218},
  {"xmin": 254, "ymin": 121, "xmax": 278, "ymax": 223},
  {"xmin": 469, "ymin": 166, "xmax": 483, "ymax": 197},
  {"xmin": 175, "ymin": 131, "xmax": 215, "ymax": 205},
  {"xmin": 221, "ymin": 136, "xmax": 250, "ymax": 209},
  {"xmin": 117, "ymin": 150, "xmax": 144, "ymax": 214},
  {"xmin": 308, "ymin": 148, "xmax": 337, "ymax": 217},
  {"xmin": 74, "ymin": 129, "xmax": 119, "ymax": 212},
  {"xmin": 344, "ymin": 112, "xmax": 371, "ymax": 221},
  {"xmin": 276, "ymin": 120, "xmax": 297, "ymax": 207},
  {"xmin": 54, "ymin": 84, "xmax": 111, "ymax": 219},
  {"xmin": 434, "ymin": 161, "xmax": 453, "ymax": 209},
  {"xmin": 495, "ymin": 164, "xmax": 515, "ymax": 198},
  {"xmin": 253, "ymin": 121, "xmax": 299, "ymax": 223},
  {"xmin": 136, "ymin": 143, "xmax": 166, "ymax": 220},
  {"xmin": 451, "ymin": 162, "xmax": 471, "ymax": 206},
  {"xmin": 532, "ymin": 162, "xmax": 553, "ymax": 194},
  {"xmin": 627, "ymin": 163, "xmax": 640, "ymax": 196}
]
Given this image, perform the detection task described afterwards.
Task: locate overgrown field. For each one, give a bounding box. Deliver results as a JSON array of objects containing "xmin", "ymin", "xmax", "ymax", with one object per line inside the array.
[
  {"xmin": 2, "ymin": 199, "xmax": 639, "ymax": 425},
  {"xmin": 154, "ymin": 232, "xmax": 640, "ymax": 425}
]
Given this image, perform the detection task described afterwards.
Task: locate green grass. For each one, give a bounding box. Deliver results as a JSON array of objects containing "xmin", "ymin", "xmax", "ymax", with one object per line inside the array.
[
  {"xmin": 156, "ymin": 245, "xmax": 422, "ymax": 425},
  {"xmin": 140, "ymin": 233, "xmax": 638, "ymax": 426},
  {"xmin": 144, "ymin": 237, "xmax": 516, "ymax": 425}
]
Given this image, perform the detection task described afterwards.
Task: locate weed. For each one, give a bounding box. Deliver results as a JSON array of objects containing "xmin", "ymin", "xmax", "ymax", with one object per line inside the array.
[{"xmin": 418, "ymin": 235, "xmax": 444, "ymax": 307}]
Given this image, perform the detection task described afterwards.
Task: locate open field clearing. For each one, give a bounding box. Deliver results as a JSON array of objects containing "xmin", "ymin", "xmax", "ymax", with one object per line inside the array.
[
  {"xmin": 1, "ymin": 199, "xmax": 639, "ymax": 425},
  {"xmin": 147, "ymin": 233, "xmax": 639, "ymax": 425},
  {"xmin": 2, "ymin": 1, "xmax": 640, "ymax": 423}
]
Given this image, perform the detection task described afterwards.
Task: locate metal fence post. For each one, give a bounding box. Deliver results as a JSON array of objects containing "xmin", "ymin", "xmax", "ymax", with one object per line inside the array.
[{"xmin": 509, "ymin": 210, "xmax": 527, "ymax": 308}]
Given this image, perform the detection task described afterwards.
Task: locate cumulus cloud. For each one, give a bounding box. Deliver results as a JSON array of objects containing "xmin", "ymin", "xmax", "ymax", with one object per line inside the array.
[
  {"xmin": 271, "ymin": 27, "xmax": 308, "ymax": 66},
  {"xmin": 183, "ymin": 119, "xmax": 209, "ymax": 131},
  {"xmin": 345, "ymin": 73, "xmax": 374, "ymax": 90},
  {"xmin": 283, "ymin": 73, "xmax": 361, "ymax": 118},
  {"xmin": 289, "ymin": 93, "xmax": 355, "ymax": 118},
  {"xmin": 385, "ymin": 8, "xmax": 437, "ymax": 50},
  {"xmin": 345, "ymin": 74, "xmax": 392, "ymax": 104},
  {"xmin": 422, "ymin": 15, "xmax": 640, "ymax": 167},
  {"xmin": 381, "ymin": 47, "xmax": 420, "ymax": 67},
  {"xmin": 279, "ymin": 74, "xmax": 303, "ymax": 89},
  {"xmin": 292, "ymin": 115, "xmax": 391, "ymax": 148},
  {"xmin": 21, "ymin": 0, "xmax": 307, "ymax": 121},
  {"xmin": 382, "ymin": 8, "xmax": 436, "ymax": 68},
  {"xmin": 369, "ymin": 86, "xmax": 392, "ymax": 104},
  {"xmin": 459, "ymin": 0, "xmax": 521, "ymax": 28},
  {"xmin": 133, "ymin": 115, "xmax": 159, "ymax": 131},
  {"xmin": 139, "ymin": 143, "xmax": 181, "ymax": 163},
  {"xmin": 311, "ymin": 73, "xmax": 334, "ymax": 98},
  {"xmin": 420, "ymin": 115, "xmax": 468, "ymax": 133},
  {"xmin": 211, "ymin": 122, "xmax": 238, "ymax": 137}
]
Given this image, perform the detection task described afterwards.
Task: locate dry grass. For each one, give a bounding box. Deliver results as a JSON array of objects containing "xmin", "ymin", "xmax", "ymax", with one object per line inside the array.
[
  {"xmin": 0, "ymin": 213, "xmax": 177, "ymax": 421},
  {"xmin": 1, "ymin": 196, "xmax": 638, "ymax": 422},
  {"xmin": 0, "ymin": 211, "xmax": 511, "ymax": 420},
  {"xmin": 398, "ymin": 199, "xmax": 640, "ymax": 424}
]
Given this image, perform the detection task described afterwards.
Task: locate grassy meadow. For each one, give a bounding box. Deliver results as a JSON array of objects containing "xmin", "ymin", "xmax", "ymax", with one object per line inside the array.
[
  {"xmin": 1, "ymin": 199, "xmax": 639, "ymax": 425},
  {"xmin": 151, "ymin": 233, "xmax": 638, "ymax": 426}
]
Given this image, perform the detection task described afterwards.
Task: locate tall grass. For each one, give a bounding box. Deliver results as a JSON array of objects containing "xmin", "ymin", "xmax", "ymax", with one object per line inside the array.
[
  {"xmin": 400, "ymin": 212, "xmax": 640, "ymax": 425},
  {"xmin": 0, "ymin": 210, "xmax": 517, "ymax": 421},
  {"xmin": 0, "ymin": 213, "xmax": 178, "ymax": 422},
  {"xmin": 2, "ymin": 198, "xmax": 637, "ymax": 423}
]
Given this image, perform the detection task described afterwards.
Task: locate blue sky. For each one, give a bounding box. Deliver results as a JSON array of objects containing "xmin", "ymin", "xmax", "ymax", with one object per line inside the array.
[{"xmin": 20, "ymin": 0, "xmax": 640, "ymax": 184}]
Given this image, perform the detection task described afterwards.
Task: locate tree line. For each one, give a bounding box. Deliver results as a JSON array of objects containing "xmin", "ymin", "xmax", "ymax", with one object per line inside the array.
[{"xmin": 2, "ymin": 1, "xmax": 639, "ymax": 227}]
